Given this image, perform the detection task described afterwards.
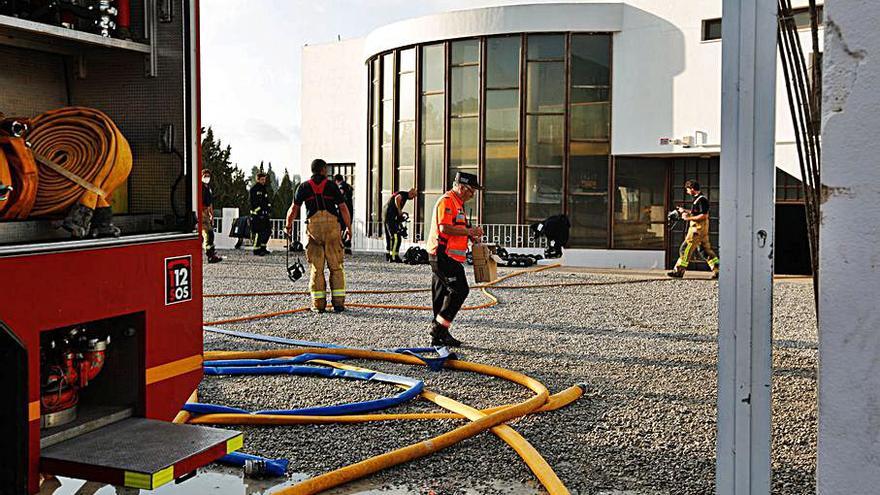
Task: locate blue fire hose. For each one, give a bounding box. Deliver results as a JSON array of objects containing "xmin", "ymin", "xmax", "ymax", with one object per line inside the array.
[{"xmin": 218, "ymin": 451, "xmax": 289, "ymax": 477}]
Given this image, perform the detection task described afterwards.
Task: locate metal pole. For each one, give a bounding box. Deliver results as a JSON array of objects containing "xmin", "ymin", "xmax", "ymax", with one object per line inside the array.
[{"xmin": 717, "ymin": 0, "xmax": 777, "ymax": 493}]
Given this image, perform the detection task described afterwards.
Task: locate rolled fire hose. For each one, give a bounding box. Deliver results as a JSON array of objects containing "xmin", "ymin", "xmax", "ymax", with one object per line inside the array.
[
  {"xmin": 0, "ymin": 136, "xmax": 38, "ymax": 220},
  {"xmin": 27, "ymin": 107, "xmax": 132, "ymax": 216}
]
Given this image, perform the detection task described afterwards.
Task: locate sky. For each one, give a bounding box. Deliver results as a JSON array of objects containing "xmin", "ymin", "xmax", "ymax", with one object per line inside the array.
[{"xmin": 200, "ymin": 0, "xmax": 575, "ymax": 176}]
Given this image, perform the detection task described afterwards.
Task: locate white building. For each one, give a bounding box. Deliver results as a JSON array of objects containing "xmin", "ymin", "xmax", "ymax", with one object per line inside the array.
[{"xmin": 301, "ymin": 1, "xmax": 822, "ymax": 272}]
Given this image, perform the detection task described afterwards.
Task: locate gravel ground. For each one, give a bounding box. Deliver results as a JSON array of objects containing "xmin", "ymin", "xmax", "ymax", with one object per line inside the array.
[{"xmin": 199, "ymin": 250, "xmax": 817, "ymax": 495}]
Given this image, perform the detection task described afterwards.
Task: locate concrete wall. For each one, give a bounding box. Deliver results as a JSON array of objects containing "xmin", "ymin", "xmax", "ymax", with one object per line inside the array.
[
  {"xmin": 300, "ymin": 38, "xmax": 368, "ymax": 220},
  {"xmin": 818, "ymin": 0, "xmax": 880, "ymax": 492}
]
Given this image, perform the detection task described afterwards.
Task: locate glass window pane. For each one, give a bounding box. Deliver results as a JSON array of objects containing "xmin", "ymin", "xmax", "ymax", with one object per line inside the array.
[
  {"xmin": 572, "ymin": 87, "xmax": 610, "ymax": 103},
  {"xmin": 422, "ymin": 44, "xmax": 445, "ymax": 92},
  {"xmin": 527, "ymin": 34, "xmax": 564, "ymax": 59},
  {"xmin": 372, "ymin": 82, "xmax": 380, "ymax": 122},
  {"xmin": 570, "ymin": 141, "xmax": 610, "ymax": 156},
  {"xmin": 420, "ymin": 192, "xmax": 443, "ymax": 238},
  {"xmin": 399, "ymin": 72, "xmax": 415, "ymax": 120},
  {"xmin": 452, "ymin": 39, "xmax": 479, "ymax": 65},
  {"xmin": 568, "ymin": 155, "xmax": 608, "ymax": 247},
  {"xmin": 422, "ymin": 94, "xmax": 444, "ymax": 142},
  {"xmin": 525, "ymin": 115, "xmax": 564, "ymax": 166},
  {"xmin": 451, "ymin": 65, "xmax": 479, "ymax": 115},
  {"xmin": 486, "ymin": 142, "xmax": 518, "ymax": 192},
  {"xmin": 526, "ymin": 62, "xmax": 564, "ymax": 113},
  {"xmin": 398, "ymin": 121, "xmax": 415, "ymax": 168},
  {"xmin": 484, "ymin": 193, "xmax": 517, "ymax": 224},
  {"xmin": 525, "ymin": 167, "xmax": 562, "ymax": 221},
  {"xmin": 381, "ymin": 146, "xmax": 393, "ymax": 190},
  {"xmin": 571, "ymin": 35, "xmax": 611, "ymax": 86},
  {"xmin": 487, "ymin": 37, "xmax": 520, "ymax": 88},
  {"xmin": 400, "ymin": 48, "xmax": 415, "ymax": 73},
  {"xmin": 382, "ymin": 53, "xmax": 394, "ymax": 97},
  {"xmin": 570, "ymin": 102, "xmax": 610, "ymax": 141},
  {"xmin": 382, "ymin": 101, "xmax": 393, "ymax": 144},
  {"xmin": 371, "ymin": 127, "xmax": 380, "ymax": 164},
  {"xmin": 450, "ymin": 117, "xmax": 478, "ymax": 167},
  {"xmin": 399, "ymin": 168, "xmax": 414, "ymax": 193},
  {"xmin": 613, "ymin": 159, "xmax": 666, "ymax": 249},
  {"xmin": 486, "ymin": 90, "xmax": 519, "ymax": 141},
  {"xmin": 420, "ymin": 144, "xmax": 444, "ymax": 191}
]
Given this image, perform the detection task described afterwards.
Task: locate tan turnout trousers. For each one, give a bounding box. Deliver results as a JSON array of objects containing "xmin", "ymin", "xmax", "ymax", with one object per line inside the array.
[
  {"xmin": 306, "ymin": 210, "xmax": 346, "ymax": 310},
  {"xmin": 676, "ymin": 218, "xmax": 720, "ymax": 273}
]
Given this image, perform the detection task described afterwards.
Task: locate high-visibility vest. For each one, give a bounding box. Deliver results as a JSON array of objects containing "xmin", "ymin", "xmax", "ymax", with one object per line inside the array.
[{"xmin": 426, "ymin": 190, "xmax": 469, "ymax": 262}]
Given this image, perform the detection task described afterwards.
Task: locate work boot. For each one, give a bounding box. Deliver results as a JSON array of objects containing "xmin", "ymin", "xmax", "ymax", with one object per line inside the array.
[
  {"xmin": 89, "ymin": 206, "xmax": 121, "ymax": 238},
  {"xmin": 62, "ymin": 204, "xmax": 94, "ymax": 238},
  {"xmin": 344, "ymin": 248, "xmax": 353, "ymax": 255},
  {"xmin": 332, "ymin": 305, "xmax": 345, "ymax": 313},
  {"xmin": 666, "ymin": 267, "xmax": 685, "ymax": 278},
  {"xmin": 207, "ymin": 250, "xmax": 223, "ymax": 263},
  {"xmin": 391, "ymin": 255, "xmax": 403, "ymax": 263},
  {"xmin": 430, "ymin": 322, "xmax": 462, "ymax": 347},
  {"xmin": 711, "ymin": 270, "xmax": 719, "ymax": 280},
  {"xmin": 254, "ymin": 248, "xmax": 268, "ymax": 256},
  {"xmin": 311, "ymin": 307, "xmax": 326, "ymax": 314}
]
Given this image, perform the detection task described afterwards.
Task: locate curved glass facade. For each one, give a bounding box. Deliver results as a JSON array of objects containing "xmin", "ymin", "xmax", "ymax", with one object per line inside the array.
[{"xmin": 367, "ymin": 33, "xmax": 613, "ymax": 246}]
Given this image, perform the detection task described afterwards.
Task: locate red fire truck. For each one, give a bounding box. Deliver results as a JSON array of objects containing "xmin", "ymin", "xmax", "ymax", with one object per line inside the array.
[{"xmin": 0, "ymin": 2, "xmax": 240, "ymax": 493}]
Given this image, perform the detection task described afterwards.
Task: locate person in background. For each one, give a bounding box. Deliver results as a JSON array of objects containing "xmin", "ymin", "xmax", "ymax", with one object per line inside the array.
[
  {"xmin": 286, "ymin": 159, "xmax": 352, "ymax": 313},
  {"xmin": 425, "ymin": 172, "xmax": 484, "ymax": 347},
  {"xmin": 383, "ymin": 188, "xmax": 416, "ymax": 263},
  {"xmin": 667, "ymin": 180, "xmax": 720, "ymax": 279},
  {"xmin": 201, "ymin": 169, "xmax": 222, "ymax": 263},
  {"xmin": 334, "ymin": 174, "xmax": 354, "ymax": 255},
  {"xmin": 249, "ymin": 172, "xmax": 272, "ymax": 256}
]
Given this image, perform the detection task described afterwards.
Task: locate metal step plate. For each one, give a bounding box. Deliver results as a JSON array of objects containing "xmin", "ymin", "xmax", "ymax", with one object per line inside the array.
[{"xmin": 40, "ymin": 418, "xmax": 242, "ymax": 490}]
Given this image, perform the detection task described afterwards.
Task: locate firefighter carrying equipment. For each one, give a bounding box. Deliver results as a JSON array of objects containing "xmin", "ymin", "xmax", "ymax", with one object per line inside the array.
[
  {"xmin": 530, "ymin": 214, "xmax": 570, "ymax": 259},
  {"xmin": 674, "ymin": 216, "xmax": 720, "ymax": 274},
  {"xmin": 426, "ymin": 190, "xmax": 469, "ymax": 262}
]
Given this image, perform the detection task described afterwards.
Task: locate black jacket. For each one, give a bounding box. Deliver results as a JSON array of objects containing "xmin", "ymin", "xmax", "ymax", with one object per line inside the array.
[{"xmin": 249, "ymin": 183, "xmax": 272, "ymax": 217}]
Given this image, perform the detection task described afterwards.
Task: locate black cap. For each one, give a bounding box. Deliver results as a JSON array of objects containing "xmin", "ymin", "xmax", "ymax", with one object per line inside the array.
[{"xmin": 453, "ymin": 171, "xmax": 483, "ymax": 190}]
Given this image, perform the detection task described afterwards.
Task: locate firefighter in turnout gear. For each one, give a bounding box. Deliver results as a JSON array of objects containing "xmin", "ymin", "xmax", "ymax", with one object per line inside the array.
[
  {"xmin": 384, "ymin": 188, "xmax": 416, "ymax": 262},
  {"xmin": 200, "ymin": 169, "xmax": 222, "ymax": 263},
  {"xmin": 425, "ymin": 172, "xmax": 484, "ymax": 347},
  {"xmin": 668, "ymin": 180, "xmax": 720, "ymax": 279},
  {"xmin": 250, "ymin": 173, "xmax": 272, "ymax": 256},
  {"xmin": 286, "ymin": 159, "xmax": 352, "ymax": 313}
]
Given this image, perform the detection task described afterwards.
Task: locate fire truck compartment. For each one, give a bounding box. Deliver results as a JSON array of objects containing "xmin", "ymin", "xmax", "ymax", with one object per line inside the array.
[
  {"xmin": 40, "ymin": 418, "xmax": 243, "ymax": 490},
  {"xmin": 0, "ymin": 0, "xmax": 197, "ymax": 250}
]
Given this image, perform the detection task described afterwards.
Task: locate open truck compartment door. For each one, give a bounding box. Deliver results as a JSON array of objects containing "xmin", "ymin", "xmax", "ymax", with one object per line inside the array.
[{"xmin": 0, "ymin": 2, "xmax": 240, "ymax": 493}]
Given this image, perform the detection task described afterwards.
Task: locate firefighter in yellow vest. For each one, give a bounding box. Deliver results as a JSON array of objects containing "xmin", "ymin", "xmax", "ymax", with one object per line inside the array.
[
  {"xmin": 425, "ymin": 172, "xmax": 484, "ymax": 347},
  {"xmin": 286, "ymin": 159, "xmax": 352, "ymax": 312},
  {"xmin": 668, "ymin": 179, "xmax": 720, "ymax": 279}
]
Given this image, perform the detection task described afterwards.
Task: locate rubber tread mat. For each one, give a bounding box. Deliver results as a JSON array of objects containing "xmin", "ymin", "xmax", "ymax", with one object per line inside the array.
[{"xmin": 41, "ymin": 418, "xmax": 238, "ymax": 473}]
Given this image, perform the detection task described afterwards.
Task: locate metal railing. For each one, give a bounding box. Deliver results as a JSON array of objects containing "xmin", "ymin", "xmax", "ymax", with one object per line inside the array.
[{"xmin": 212, "ymin": 214, "xmax": 545, "ymax": 252}]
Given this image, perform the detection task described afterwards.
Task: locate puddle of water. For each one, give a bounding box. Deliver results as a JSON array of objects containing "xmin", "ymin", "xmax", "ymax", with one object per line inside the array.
[{"xmin": 39, "ymin": 465, "xmax": 543, "ymax": 494}]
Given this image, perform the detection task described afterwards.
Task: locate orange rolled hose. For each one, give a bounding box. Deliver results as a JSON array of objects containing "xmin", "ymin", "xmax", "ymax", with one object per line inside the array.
[
  {"xmin": 0, "ymin": 136, "xmax": 38, "ymax": 219},
  {"xmin": 27, "ymin": 107, "xmax": 132, "ymax": 216}
]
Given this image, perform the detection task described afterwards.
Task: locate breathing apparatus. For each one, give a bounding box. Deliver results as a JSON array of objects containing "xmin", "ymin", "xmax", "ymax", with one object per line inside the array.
[
  {"xmin": 397, "ymin": 211, "xmax": 410, "ymax": 238},
  {"xmin": 285, "ymin": 233, "xmax": 305, "ymax": 283}
]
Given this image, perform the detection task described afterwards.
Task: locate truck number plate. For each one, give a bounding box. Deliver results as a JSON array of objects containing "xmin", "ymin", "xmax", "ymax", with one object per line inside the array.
[{"xmin": 165, "ymin": 255, "xmax": 193, "ymax": 305}]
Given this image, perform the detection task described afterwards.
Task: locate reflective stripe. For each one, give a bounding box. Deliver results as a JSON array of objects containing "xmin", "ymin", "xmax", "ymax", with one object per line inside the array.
[
  {"xmin": 435, "ymin": 315, "xmax": 452, "ymax": 327},
  {"xmin": 311, "ymin": 291, "xmax": 326, "ymax": 299},
  {"xmin": 448, "ymin": 248, "xmax": 467, "ymax": 257},
  {"xmin": 331, "ymin": 290, "xmax": 346, "ymax": 297},
  {"xmin": 708, "ymin": 257, "xmax": 719, "ymax": 268}
]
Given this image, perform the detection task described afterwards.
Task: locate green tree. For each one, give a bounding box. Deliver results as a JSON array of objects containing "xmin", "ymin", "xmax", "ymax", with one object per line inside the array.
[
  {"xmin": 201, "ymin": 127, "xmax": 248, "ymax": 214},
  {"xmin": 272, "ymin": 170, "xmax": 295, "ymax": 217}
]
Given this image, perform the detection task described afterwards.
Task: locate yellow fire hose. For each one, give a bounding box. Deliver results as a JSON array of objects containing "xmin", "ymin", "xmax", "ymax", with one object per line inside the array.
[
  {"xmin": 200, "ymin": 347, "xmax": 554, "ymax": 495},
  {"xmin": 195, "ymin": 265, "xmax": 681, "ymax": 492}
]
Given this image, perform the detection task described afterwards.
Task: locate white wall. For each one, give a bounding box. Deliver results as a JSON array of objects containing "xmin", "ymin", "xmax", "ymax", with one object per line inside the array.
[
  {"xmin": 300, "ymin": 38, "xmax": 368, "ymax": 220},
  {"xmin": 300, "ymin": 1, "xmax": 824, "ymax": 228},
  {"xmin": 818, "ymin": 0, "xmax": 880, "ymax": 492}
]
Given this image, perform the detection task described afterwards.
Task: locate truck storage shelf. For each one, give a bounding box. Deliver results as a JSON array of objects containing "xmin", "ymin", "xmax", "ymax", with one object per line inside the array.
[
  {"xmin": 41, "ymin": 418, "xmax": 243, "ymax": 490},
  {"xmin": 0, "ymin": 14, "xmax": 150, "ymax": 55}
]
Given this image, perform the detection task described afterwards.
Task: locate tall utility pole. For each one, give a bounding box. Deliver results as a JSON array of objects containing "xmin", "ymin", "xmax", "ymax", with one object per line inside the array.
[{"xmin": 716, "ymin": 0, "xmax": 777, "ymax": 493}]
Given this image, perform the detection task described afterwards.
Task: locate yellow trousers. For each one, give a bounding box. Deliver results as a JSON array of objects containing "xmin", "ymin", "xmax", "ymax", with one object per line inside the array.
[
  {"xmin": 676, "ymin": 220, "xmax": 719, "ymax": 273},
  {"xmin": 306, "ymin": 210, "xmax": 346, "ymax": 310}
]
